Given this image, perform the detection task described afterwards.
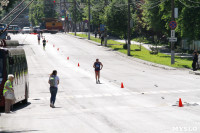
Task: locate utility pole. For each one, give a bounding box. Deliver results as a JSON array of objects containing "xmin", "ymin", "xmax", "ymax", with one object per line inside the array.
[
  {"xmin": 88, "ymin": 0, "xmax": 90, "ymax": 40},
  {"xmin": 60, "ymin": 0, "xmax": 62, "ymax": 19},
  {"xmin": 171, "ymin": 0, "xmax": 175, "ymax": 64},
  {"xmin": 74, "ymin": 0, "xmax": 77, "ymax": 36},
  {"xmin": 127, "ymin": 0, "xmax": 131, "ymax": 56},
  {"xmin": 64, "ymin": 0, "xmax": 66, "ymax": 33}
]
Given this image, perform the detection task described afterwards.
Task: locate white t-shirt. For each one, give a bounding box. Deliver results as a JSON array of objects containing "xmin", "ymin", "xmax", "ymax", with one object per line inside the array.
[{"xmin": 49, "ymin": 76, "xmax": 60, "ymax": 87}]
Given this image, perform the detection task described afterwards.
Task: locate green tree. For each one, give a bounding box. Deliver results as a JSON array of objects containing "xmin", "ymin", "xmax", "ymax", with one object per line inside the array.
[
  {"xmin": 29, "ymin": 1, "xmax": 45, "ymax": 26},
  {"xmin": 105, "ymin": 0, "xmax": 128, "ymax": 39},
  {"xmin": 142, "ymin": 0, "xmax": 169, "ymax": 38},
  {"xmin": 29, "ymin": 0, "xmax": 58, "ymax": 26},
  {"xmin": 178, "ymin": 0, "xmax": 200, "ymax": 40}
]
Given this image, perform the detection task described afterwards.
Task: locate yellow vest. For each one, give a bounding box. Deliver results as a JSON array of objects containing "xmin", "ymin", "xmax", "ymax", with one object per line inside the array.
[{"xmin": 3, "ymin": 80, "xmax": 12, "ymax": 96}]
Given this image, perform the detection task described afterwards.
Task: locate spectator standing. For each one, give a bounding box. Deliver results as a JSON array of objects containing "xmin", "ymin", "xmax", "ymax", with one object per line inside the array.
[
  {"xmin": 48, "ymin": 70, "xmax": 60, "ymax": 108},
  {"xmin": 101, "ymin": 32, "xmax": 105, "ymax": 46},
  {"xmin": 94, "ymin": 29, "xmax": 97, "ymax": 38},
  {"xmin": 3, "ymin": 74, "xmax": 15, "ymax": 113},
  {"xmin": 192, "ymin": 51, "xmax": 198, "ymax": 71}
]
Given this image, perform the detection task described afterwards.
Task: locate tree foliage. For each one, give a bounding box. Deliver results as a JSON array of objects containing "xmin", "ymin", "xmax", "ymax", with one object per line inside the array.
[
  {"xmin": 105, "ymin": 0, "xmax": 128, "ymax": 38},
  {"xmin": 29, "ymin": 0, "xmax": 58, "ymax": 26}
]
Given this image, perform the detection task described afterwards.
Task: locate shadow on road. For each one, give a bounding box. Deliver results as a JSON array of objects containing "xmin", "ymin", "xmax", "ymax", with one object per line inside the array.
[
  {"xmin": 12, "ymin": 102, "xmax": 31, "ymax": 112},
  {"xmin": 54, "ymin": 107, "xmax": 62, "ymax": 108},
  {"xmin": 0, "ymin": 102, "xmax": 31, "ymax": 113},
  {"xmin": 0, "ymin": 130, "xmax": 39, "ymax": 133}
]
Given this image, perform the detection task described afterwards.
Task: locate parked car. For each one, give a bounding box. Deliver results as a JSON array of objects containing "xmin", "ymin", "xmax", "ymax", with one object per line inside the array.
[
  {"xmin": 21, "ymin": 27, "xmax": 31, "ymax": 34},
  {"xmin": 33, "ymin": 26, "xmax": 40, "ymax": 33},
  {"xmin": 7, "ymin": 25, "xmax": 21, "ymax": 34}
]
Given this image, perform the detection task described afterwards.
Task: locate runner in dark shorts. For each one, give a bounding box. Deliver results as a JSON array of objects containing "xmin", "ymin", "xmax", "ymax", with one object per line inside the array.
[
  {"xmin": 43, "ymin": 37, "xmax": 46, "ymax": 50},
  {"xmin": 37, "ymin": 34, "xmax": 40, "ymax": 44},
  {"xmin": 93, "ymin": 59, "xmax": 103, "ymax": 84}
]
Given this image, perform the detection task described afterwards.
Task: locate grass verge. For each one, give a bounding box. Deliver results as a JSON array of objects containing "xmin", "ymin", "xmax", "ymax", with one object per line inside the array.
[
  {"xmin": 69, "ymin": 33, "xmax": 122, "ymax": 45},
  {"xmin": 108, "ymin": 45, "xmax": 192, "ymax": 68}
]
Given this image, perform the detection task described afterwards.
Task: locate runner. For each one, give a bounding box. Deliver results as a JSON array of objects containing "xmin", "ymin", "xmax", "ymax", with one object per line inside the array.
[
  {"xmin": 42, "ymin": 37, "xmax": 46, "ymax": 50},
  {"xmin": 37, "ymin": 33, "xmax": 41, "ymax": 44},
  {"xmin": 93, "ymin": 59, "xmax": 103, "ymax": 84}
]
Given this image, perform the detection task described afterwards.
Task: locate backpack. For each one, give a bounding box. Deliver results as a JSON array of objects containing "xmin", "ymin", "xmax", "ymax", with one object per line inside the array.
[{"xmin": 49, "ymin": 76, "xmax": 56, "ymax": 87}]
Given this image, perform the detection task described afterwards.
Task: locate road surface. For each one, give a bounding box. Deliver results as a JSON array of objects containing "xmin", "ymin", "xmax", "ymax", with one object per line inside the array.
[{"xmin": 0, "ymin": 33, "xmax": 200, "ymax": 133}]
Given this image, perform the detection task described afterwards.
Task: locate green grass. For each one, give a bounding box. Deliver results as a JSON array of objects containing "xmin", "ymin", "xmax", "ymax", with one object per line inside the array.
[
  {"xmin": 108, "ymin": 44, "xmax": 192, "ymax": 68},
  {"xmin": 69, "ymin": 33, "xmax": 122, "ymax": 45},
  {"xmin": 69, "ymin": 33, "xmax": 192, "ymax": 68}
]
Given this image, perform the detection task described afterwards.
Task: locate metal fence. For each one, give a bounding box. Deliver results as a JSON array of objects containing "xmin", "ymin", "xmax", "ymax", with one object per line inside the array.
[{"xmin": 182, "ymin": 39, "xmax": 200, "ymax": 51}]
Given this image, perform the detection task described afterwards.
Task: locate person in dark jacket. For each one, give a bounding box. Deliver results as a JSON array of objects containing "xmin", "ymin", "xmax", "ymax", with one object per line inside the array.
[{"xmin": 192, "ymin": 51, "xmax": 198, "ymax": 71}]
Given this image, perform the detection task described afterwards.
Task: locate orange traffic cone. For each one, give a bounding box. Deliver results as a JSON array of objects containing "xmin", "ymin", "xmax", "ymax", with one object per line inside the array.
[
  {"xmin": 121, "ymin": 82, "xmax": 124, "ymax": 88},
  {"xmin": 47, "ymin": 40, "xmax": 48, "ymax": 43},
  {"xmin": 179, "ymin": 98, "xmax": 183, "ymax": 107},
  {"xmin": 78, "ymin": 63, "xmax": 80, "ymax": 67},
  {"xmin": 57, "ymin": 48, "xmax": 59, "ymax": 51},
  {"xmin": 67, "ymin": 57, "xmax": 69, "ymax": 60},
  {"xmin": 53, "ymin": 45, "xmax": 55, "ymax": 47}
]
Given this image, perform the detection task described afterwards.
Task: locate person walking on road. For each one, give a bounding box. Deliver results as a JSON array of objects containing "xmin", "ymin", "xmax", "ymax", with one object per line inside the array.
[
  {"xmin": 42, "ymin": 37, "xmax": 46, "ymax": 50},
  {"xmin": 3, "ymin": 74, "xmax": 15, "ymax": 113},
  {"xmin": 192, "ymin": 51, "xmax": 198, "ymax": 71},
  {"xmin": 93, "ymin": 59, "xmax": 103, "ymax": 84},
  {"xmin": 48, "ymin": 70, "xmax": 59, "ymax": 108},
  {"xmin": 37, "ymin": 34, "xmax": 41, "ymax": 45}
]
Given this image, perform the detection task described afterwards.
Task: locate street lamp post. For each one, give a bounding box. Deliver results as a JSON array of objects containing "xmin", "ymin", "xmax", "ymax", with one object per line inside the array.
[
  {"xmin": 127, "ymin": 0, "xmax": 131, "ymax": 56},
  {"xmin": 88, "ymin": 0, "xmax": 90, "ymax": 40}
]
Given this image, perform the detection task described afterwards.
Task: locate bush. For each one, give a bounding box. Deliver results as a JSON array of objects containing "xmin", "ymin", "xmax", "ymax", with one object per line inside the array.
[
  {"xmin": 123, "ymin": 44, "xmax": 127, "ymax": 49},
  {"xmin": 149, "ymin": 46, "xmax": 158, "ymax": 55}
]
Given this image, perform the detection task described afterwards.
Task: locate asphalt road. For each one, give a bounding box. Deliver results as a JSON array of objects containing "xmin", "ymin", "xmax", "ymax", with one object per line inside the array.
[{"xmin": 0, "ymin": 33, "xmax": 200, "ymax": 133}]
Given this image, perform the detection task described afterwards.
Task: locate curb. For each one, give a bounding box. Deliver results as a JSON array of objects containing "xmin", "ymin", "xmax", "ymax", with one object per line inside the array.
[
  {"xmin": 189, "ymin": 71, "xmax": 200, "ymax": 75},
  {"xmin": 67, "ymin": 33, "xmax": 176, "ymax": 70}
]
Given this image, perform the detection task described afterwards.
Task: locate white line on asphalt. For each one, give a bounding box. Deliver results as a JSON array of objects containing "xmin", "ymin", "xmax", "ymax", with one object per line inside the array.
[{"xmin": 29, "ymin": 89, "xmax": 200, "ymax": 101}]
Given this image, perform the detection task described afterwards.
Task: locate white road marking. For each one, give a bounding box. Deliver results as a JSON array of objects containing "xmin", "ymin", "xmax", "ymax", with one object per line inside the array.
[{"xmin": 29, "ymin": 89, "xmax": 200, "ymax": 101}]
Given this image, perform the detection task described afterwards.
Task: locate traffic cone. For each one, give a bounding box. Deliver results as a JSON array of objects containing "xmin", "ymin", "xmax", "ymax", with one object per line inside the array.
[
  {"xmin": 57, "ymin": 48, "xmax": 59, "ymax": 51},
  {"xmin": 179, "ymin": 98, "xmax": 183, "ymax": 107},
  {"xmin": 121, "ymin": 82, "xmax": 124, "ymax": 88},
  {"xmin": 53, "ymin": 44, "xmax": 55, "ymax": 47},
  {"xmin": 78, "ymin": 63, "xmax": 80, "ymax": 67},
  {"xmin": 47, "ymin": 40, "xmax": 48, "ymax": 43},
  {"xmin": 67, "ymin": 57, "xmax": 69, "ymax": 60}
]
